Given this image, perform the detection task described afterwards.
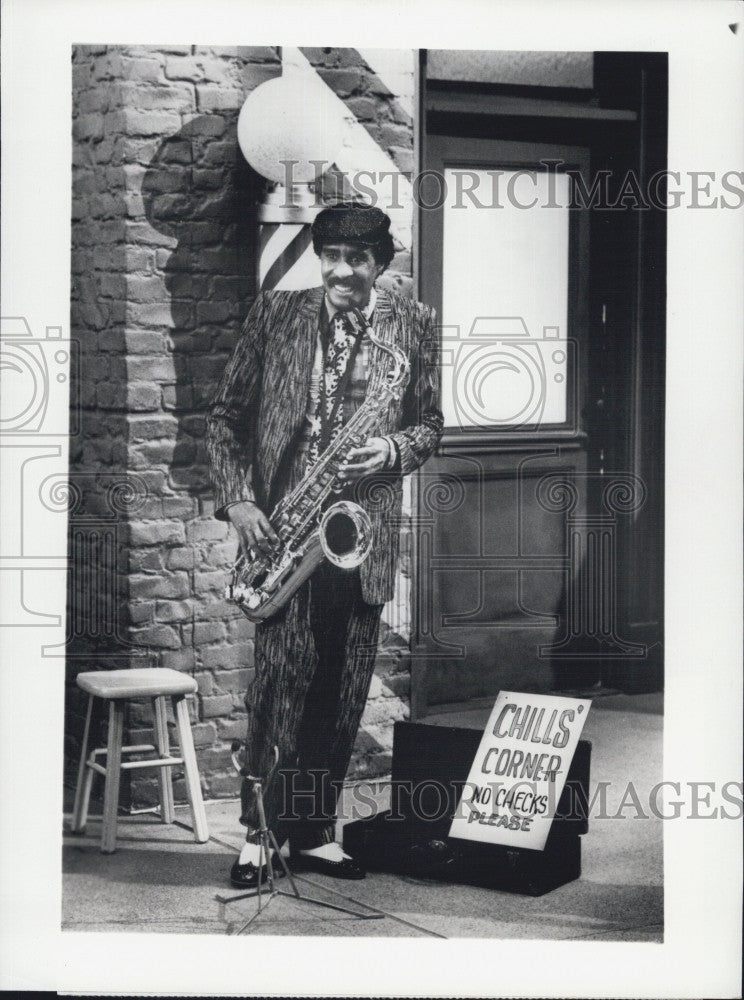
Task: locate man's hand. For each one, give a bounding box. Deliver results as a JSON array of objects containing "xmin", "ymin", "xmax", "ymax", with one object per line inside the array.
[
  {"xmin": 339, "ymin": 436, "xmax": 392, "ymax": 481},
  {"xmin": 227, "ymin": 501, "xmax": 279, "ymax": 558}
]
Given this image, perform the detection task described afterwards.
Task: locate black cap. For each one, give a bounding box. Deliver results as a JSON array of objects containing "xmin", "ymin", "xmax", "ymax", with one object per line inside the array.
[{"xmin": 311, "ymin": 201, "xmax": 391, "ymax": 247}]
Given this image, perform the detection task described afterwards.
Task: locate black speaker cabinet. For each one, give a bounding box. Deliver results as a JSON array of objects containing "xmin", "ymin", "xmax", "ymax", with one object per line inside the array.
[{"xmin": 343, "ymin": 722, "xmax": 591, "ymax": 896}]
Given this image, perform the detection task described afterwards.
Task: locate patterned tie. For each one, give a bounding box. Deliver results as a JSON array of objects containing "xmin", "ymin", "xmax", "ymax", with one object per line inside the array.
[{"xmin": 306, "ymin": 310, "xmax": 356, "ymax": 467}]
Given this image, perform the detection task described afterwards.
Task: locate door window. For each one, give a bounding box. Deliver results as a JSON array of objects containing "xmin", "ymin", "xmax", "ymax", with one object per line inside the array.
[{"xmin": 441, "ymin": 167, "xmax": 571, "ymax": 429}]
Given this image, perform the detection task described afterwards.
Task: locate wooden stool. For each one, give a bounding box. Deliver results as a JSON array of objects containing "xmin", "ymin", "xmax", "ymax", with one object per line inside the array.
[{"xmin": 71, "ymin": 668, "xmax": 209, "ymax": 853}]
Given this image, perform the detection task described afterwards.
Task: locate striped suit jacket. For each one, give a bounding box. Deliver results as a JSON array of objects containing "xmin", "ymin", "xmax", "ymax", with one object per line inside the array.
[{"xmin": 206, "ymin": 285, "xmax": 443, "ymax": 605}]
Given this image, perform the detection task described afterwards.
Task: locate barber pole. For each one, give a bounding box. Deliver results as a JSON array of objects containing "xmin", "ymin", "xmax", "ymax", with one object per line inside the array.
[{"xmin": 257, "ymin": 185, "xmax": 322, "ymax": 291}]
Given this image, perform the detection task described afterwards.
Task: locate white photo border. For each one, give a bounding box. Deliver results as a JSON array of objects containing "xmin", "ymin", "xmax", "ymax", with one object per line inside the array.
[{"xmin": 1, "ymin": 0, "xmax": 742, "ymax": 995}]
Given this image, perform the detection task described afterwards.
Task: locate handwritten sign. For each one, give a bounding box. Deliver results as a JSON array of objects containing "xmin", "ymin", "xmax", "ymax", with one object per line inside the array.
[{"xmin": 449, "ymin": 691, "xmax": 591, "ymax": 850}]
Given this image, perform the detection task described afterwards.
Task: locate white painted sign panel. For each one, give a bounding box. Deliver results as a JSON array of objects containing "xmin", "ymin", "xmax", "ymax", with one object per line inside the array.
[{"xmin": 449, "ymin": 691, "xmax": 591, "ymax": 850}]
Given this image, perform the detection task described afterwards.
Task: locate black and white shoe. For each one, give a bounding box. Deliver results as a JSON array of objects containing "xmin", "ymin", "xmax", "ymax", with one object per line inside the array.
[
  {"xmin": 229, "ymin": 853, "xmax": 285, "ymax": 889},
  {"xmin": 290, "ymin": 847, "xmax": 366, "ymax": 880}
]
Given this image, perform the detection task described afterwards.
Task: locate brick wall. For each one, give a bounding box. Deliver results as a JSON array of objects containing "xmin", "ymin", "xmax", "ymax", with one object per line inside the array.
[{"xmin": 67, "ymin": 44, "xmax": 415, "ymax": 805}]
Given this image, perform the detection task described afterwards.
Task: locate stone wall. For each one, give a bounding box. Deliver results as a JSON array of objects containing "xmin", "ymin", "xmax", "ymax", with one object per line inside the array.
[{"xmin": 67, "ymin": 44, "xmax": 415, "ymax": 804}]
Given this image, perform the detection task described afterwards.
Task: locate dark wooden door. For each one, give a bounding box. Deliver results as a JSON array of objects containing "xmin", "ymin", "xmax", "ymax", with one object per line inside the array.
[{"xmin": 412, "ymin": 60, "xmax": 666, "ymax": 714}]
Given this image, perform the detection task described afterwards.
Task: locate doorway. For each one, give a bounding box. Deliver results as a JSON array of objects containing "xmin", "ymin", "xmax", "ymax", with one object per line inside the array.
[{"xmin": 412, "ymin": 52, "xmax": 666, "ymax": 716}]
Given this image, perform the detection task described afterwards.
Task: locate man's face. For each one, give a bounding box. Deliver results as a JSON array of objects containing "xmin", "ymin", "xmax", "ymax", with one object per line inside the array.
[{"xmin": 320, "ymin": 243, "xmax": 384, "ymax": 312}]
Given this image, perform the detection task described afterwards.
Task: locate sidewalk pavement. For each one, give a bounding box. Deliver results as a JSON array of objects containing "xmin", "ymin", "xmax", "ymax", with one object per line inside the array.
[{"xmin": 62, "ymin": 691, "xmax": 663, "ymax": 939}]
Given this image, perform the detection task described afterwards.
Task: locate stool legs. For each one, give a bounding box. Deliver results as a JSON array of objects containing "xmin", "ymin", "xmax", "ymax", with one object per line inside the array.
[
  {"xmin": 174, "ymin": 695, "xmax": 209, "ymax": 843},
  {"xmin": 70, "ymin": 687, "xmax": 209, "ymax": 852},
  {"xmin": 71, "ymin": 695, "xmax": 94, "ymax": 833},
  {"xmin": 152, "ymin": 696, "xmax": 175, "ymax": 824},
  {"xmin": 101, "ymin": 700, "xmax": 125, "ymax": 854}
]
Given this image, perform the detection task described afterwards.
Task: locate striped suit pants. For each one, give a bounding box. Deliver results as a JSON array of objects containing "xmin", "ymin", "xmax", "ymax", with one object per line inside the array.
[{"xmin": 240, "ymin": 561, "xmax": 383, "ymax": 849}]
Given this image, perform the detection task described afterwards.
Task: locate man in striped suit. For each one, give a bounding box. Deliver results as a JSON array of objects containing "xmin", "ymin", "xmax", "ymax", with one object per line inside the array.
[{"xmin": 207, "ymin": 203, "xmax": 443, "ymax": 887}]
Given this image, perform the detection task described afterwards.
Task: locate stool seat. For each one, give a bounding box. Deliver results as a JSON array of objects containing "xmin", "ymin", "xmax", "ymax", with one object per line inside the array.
[{"xmin": 77, "ymin": 668, "xmax": 198, "ymax": 700}]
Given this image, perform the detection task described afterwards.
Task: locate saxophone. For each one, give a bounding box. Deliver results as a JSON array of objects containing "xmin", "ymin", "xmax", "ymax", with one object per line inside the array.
[{"xmin": 226, "ymin": 308, "xmax": 410, "ymax": 622}]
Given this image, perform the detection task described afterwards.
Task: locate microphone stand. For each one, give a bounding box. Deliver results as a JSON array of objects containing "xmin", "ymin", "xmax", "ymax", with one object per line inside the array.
[{"xmin": 216, "ymin": 746, "xmax": 385, "ymax": 935}]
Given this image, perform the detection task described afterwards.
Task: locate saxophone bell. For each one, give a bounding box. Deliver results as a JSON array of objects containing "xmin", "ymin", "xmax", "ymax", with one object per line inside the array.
[{"xmin": 319, "ymin": 500, "xmax": 373, "ymax": 570}]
